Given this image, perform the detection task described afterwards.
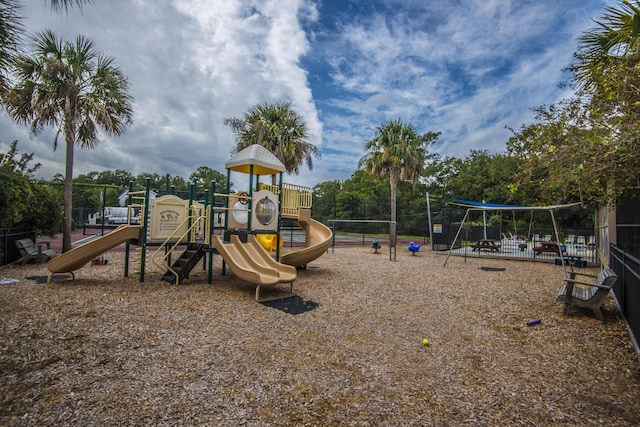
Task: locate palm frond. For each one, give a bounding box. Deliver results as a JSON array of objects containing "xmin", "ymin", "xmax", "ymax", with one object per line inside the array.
[
  {"xmin": 50, "ymin": 0, "xmax": 93, "ymax": 13},
  {"xmin": 574, "ymin": 0, "xmax": 640, "ymax": 87},
  {"xmin": 224, "ymin": 100, "xmax": 318, "ymax": 173},
  {"xmin": 0, "ymin": 0, "xmax": 23, "ymax": 95}
]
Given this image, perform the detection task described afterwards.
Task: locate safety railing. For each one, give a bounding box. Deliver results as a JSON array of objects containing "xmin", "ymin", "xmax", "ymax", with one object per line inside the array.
[
  {"xmin": 150, "ymin": 206, "xmax": 207, "ymax": 284},
  {"xmin": 259, "ymin": 183, "xmax": 312, "ymax": 218},
  {"xmin": 609, "ymin": 245, "xmax": 640, "ymax": 360},
  {"xmin": 126, "ymin": 189, "xmax": 147, "ymax": 225}
]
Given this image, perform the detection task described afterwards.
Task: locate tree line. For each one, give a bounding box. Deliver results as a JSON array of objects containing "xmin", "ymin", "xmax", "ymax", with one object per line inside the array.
[
  {"xmin": 0, "ymin": 146, "xmax": 234, "ymax": 234},
  {"xmin": 2, "ymin": 139, "xmax": 590, "ymax": 237}
]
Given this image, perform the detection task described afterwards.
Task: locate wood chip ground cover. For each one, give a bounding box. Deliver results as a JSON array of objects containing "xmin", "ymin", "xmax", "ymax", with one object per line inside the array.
[{"xmin": 1, "ymin": 247, "xmax": 639, "ymax": 426}]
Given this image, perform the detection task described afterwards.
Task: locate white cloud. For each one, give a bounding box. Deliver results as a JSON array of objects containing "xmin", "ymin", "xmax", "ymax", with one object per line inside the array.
[
  {"xmin": 0, "ymin": 0, "xmax": 614, "ymax": 190},
  {"xmin": 318, "ymin": 0, "xmax": 607, "ymax": 170},
  {"xmin": 4, "ymin": 0, "xmax": 325, "ymax": 188}
]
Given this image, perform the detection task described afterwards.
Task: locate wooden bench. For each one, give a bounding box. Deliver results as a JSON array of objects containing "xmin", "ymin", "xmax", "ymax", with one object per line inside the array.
[
  {"xmin": 556, "ymin": 267, "xmax": 618, "ymax": 322},
  {"xmin": 15, "ymin": 238, "xmax": 56, "ymax": 264}
]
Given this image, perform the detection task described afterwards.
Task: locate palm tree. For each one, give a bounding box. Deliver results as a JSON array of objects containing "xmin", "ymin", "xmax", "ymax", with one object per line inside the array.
[
  {"xmin": 569, "ymin": 1, "xmax": 640, "ymax": 201},
  {"xmin": 0, "ymin": 0, "xmax": 21, "ymax": 99},
  {"xmin": 359, "ymin": 119, "xmax": 439, "ymax": 246},
  {"xmin": 224, "ymin": 101, "xmax": 319, "ymax": 177},
  {"xmin": 573, "ymin": 0, "xmax": 640, "ymax": 88},
  {"xmin": 1, "ymin": 0, "xmax": 93, "ymax": 99},
  {"xmin": 6, "ymin": 30, "xmax": 133, "ymax": 252}
]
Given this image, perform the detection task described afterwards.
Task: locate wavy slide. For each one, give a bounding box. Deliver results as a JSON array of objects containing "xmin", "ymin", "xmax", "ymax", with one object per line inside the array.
[
  {"xmin": 242, "ymin": 235, "xmax": 297, "ymax": 283},
  {"xmin": 211, "ymin": 234, "xmax": 297, "ymax": 300},
  {"xmin": 47, "ymin": 225, "xmax": 141, "ymax": 283},
  {"xmin": 280, "ymin": 210, "xmax": 333, "ymax": 268}
]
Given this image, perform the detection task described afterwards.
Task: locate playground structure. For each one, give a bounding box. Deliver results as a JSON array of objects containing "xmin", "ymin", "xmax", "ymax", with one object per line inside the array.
[{"xmin": 47, "ymin": 144, "xmax": 333, "ymax": 300}]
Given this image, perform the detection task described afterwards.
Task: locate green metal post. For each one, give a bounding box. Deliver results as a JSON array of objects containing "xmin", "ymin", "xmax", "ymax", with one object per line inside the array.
[
  {"xmin": 188, "ymin": 182, "xmax": 195, "ymax": 243},
  {"xmin": 124, "ymin": 180, "xmax": 133, "ymax": 277},
  {"xmin": 202, "ymin": 189, "xmax": 209, "ymax": 271},
  {"xmin": 140, "ymin": 178, "xmax": 151, "ymax": 282},
  {"xmin": 276, "ymin": 171, "xmax": 283, "ymax": 261},
  {"xmin": 224, "ymin": 169, "xmax": 231, "ymax": 231},
  {"xmin": 248, "ymin": 165, "xmax": 254, "ymax": 232},
  {"xmin": 208, "ymin": 181, "xmax": 216, "ymax": 284},
  {"xmin": 222, "ymin": 169, "xmax": 231, "ymax": 274}
]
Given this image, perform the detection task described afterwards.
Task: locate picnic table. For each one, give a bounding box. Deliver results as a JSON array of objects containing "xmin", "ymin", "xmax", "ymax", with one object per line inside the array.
[
  {"xmin": 472, "ymin": 239, "xmax": 501, "ymax": 252},
  {"xmin": 533, "ymin": 242, "xmax": 563, "ymax": 257}
]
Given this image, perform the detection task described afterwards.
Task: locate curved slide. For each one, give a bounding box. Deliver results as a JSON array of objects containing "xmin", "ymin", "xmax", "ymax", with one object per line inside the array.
[
  {"xmin": 47, "ymin": 225, "xmax": 141, "ymax": 283},
  {"xmin": 280, "ymin": 210, "xmax": 333, "ymax": 268},
  {"xmin": 211, "ymin": 235, "xmax": 296, "ymax": 300}
]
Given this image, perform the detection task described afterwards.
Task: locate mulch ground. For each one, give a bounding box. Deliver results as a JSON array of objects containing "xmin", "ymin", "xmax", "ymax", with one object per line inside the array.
[{"xmin": 1, "ymin": 245, "xmax": 639, "ymax": 426}]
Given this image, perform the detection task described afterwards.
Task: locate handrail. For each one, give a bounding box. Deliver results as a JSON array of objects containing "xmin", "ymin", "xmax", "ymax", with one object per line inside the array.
[
  {"xmin": 127, "ymin": 190, "xmax": 147, "ymax": 202},
  {"xmin": 258, "ymin": 182, "xmax": 312, "ymax": 217},
  {"xmin": 150, "ymin": 206, "xmax": 206, "ymax": 284},
  {"xmin": 127, "ymin": 204, "xmax": 143, "ymax": 225}
]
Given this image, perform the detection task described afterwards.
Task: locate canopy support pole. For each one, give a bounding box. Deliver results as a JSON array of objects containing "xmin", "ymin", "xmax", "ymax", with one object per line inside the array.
[{"xmin": 443, "ymin": 208, "xmax": 470, "ymax": 267}]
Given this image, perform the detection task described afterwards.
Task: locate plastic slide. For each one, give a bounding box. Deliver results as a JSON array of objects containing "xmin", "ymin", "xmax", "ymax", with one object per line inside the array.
[
  {"xmin": 242, "ymin": 234, "xmax": 296, "ymax": 283},
  {"xmin": 47, "ymin": 225, "xmax": 141, "ymax": 282},
  {"xmin": 280, "ymin": 210, "xmax": 333, "ymax": 268},
  {"xmin": 211, "ymin": 235, "xmax": 296, "ymax": 298}
]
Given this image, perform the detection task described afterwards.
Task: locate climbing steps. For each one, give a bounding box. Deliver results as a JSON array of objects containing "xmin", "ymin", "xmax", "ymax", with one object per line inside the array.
[
  {"xmin": 130, "ymin": 246, "xmax": 150, "ymax": 277},
  {"xmin": 161, "ymin": 243, "xmax": 207, "ymax": 284}
]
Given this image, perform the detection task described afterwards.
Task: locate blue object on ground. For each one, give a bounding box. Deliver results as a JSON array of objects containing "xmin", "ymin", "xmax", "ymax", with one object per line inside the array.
[{"xmin": 408, "ymin": 242, "xmax": 422, "ymax": 255}]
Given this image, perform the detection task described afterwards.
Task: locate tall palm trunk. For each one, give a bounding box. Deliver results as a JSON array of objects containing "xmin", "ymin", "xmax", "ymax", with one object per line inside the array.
[{"xmin": 62, "ymin": 119, "xmax": 76, "ymax": 252}]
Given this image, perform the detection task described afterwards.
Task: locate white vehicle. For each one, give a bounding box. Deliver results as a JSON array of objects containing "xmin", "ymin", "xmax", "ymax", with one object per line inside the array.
[{"xmin": 104, "ymin": 207, "xmax": 139, "ymax": 224}]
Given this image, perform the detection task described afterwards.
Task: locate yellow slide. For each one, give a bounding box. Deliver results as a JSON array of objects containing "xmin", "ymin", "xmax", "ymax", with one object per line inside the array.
[
  {"xmin": 211, "ymin": 235, "xmax": 296, "ymax": 300},
  {"xmin": 280, "ymin": 209, "xmax": 332, "ymax": 268},
  {"xmin": 255, "ymin": 233, "xmax": 282, "ymax": 254},
  {"xmin": 47, "ymin": 225, "xmax": 141, "ymax": 283}
]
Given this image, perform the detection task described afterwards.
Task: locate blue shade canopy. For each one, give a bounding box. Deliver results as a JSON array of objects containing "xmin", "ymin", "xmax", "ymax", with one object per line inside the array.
[{"xmin": 447, "ymin": 199, "xmax": 581, "ymax": 211}]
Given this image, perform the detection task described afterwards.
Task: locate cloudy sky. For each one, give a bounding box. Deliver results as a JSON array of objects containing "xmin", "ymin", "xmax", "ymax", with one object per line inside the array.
[{"xmin": 1, "ymin": 0, "xmax": 612, "ymax": 189}]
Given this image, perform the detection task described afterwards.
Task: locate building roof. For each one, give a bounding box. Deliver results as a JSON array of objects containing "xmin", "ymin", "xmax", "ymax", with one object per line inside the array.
[{"xmin": 225, "ymin": 144, "xmax": 286, "ymax": 175}]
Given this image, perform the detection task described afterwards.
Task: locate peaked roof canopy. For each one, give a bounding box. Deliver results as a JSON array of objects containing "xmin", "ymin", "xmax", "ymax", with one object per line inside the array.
[{"xmin": 224, "ymin": 144, "xmax": 286, "ymax": 175}]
